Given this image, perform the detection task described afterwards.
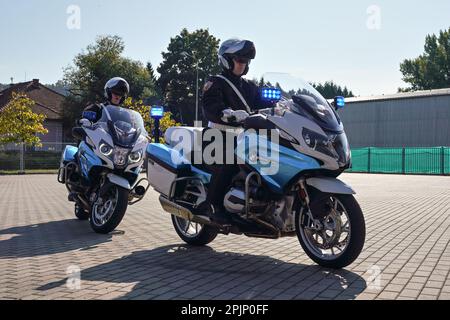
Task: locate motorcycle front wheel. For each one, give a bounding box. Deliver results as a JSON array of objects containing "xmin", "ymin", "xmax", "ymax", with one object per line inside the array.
[
  {"xmin": 89, "ymin": 185, "xmax": 129, "ymax": 234},
  {"xmin": 295, "ymin": 193, "xmax": 365, "ymax": 269}
]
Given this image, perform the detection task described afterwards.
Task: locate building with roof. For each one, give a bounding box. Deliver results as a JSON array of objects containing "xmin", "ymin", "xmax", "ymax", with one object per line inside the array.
[
  {"xmin": 338, "ymin": 89, "xmax": 450, "ymax": 148},
  {"xmin": 0, "ymin": 79, "xmax": 66, "ymax": 150}
]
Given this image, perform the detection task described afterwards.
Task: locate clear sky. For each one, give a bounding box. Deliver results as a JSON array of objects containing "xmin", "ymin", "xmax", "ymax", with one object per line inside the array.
[{"xmin": 1, "ymin": 0, "xmax": 449, "ymax": 96}]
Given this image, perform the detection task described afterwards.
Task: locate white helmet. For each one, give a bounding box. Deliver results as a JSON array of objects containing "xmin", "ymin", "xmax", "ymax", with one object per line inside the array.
[
  {"xmin": 218, "ymin": 39, "xmax": 256, "ymax": 75},
  {"xmin": 104, "ymin": 77, "xmax": 130, "ymax": 105}
]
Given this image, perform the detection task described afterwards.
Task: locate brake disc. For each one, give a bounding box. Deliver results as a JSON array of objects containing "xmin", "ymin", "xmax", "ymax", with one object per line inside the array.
[{"xmin": 320, "ymin": 210, "xmax": 343, "ymax": 249}]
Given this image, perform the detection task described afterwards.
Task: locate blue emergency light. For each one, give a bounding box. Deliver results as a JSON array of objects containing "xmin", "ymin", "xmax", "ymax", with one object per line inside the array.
[
  {"xmin": 150, "ymin": 106, "xmax": 164, "ymax": 119},
  {"xmin": 261, "ymin": 88, "xmax": 282, "ymax": 102},
  {"xmin": 334, "ymin": 96, "xmax": 345, "ymax": 109},
  {"xmin": 82, "ymin": 111, "xmax": 97, "ymax": 122}
]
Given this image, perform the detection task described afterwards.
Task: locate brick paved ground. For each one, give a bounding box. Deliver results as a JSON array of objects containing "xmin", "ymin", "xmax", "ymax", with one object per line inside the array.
[{"xmin": 0, "ymin": 173, "xmax": 449, "ymax": 300}]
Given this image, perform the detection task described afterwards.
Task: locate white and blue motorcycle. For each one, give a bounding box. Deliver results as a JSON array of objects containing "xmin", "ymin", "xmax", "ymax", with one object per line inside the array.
[
  {"xmin": 58, "ymin": 105, "xmax": 150, "ymax": 234},
  {"xmin": 147, "ymin": 73, "xmax": 365, "ymax": 269}
]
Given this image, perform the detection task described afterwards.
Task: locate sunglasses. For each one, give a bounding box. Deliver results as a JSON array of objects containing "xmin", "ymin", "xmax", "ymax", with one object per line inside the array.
[
  {"xmin": 233, "ymin": 57, "xmax": 251, "ymax": 64},
  {"xmin": 111, "ymin": 91, "xmax": 124, "ymax": 97}
]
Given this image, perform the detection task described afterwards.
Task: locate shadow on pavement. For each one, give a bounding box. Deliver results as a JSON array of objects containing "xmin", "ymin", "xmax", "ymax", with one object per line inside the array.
[
  {"xmin": 0, "ymin": 219, "xmax": 114, "ymax": 259},
  {"xmin": 37, "ymin": 244, "xmax": 366, "ymax": 300}
]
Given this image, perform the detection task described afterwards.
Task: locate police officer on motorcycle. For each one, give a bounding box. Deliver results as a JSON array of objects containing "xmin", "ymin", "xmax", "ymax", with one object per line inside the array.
[
  {"xmin": 70, "ymin": 77, "xmax": 130, "ymax": 204},
  {"xmin": 201, "ymin": 38, "xmax": 275, "ymax": 224},
  {"xmin": 82, "ymin": 77, "xmax": 130, "ymax": 123}
]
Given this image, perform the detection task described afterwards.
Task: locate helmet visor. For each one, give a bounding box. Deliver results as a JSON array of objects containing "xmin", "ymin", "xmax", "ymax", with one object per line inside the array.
[
  {"xmin": 111, "ymin": 85, "xmax": 127, "ymax": 97},
  {"xmin": 233, "ymin": 57, "xmax": 251, "ymax": 64}
]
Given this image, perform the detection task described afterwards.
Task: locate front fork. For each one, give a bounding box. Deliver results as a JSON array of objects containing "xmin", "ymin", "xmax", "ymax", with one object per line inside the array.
[
  {"xmin": 96, "ymin": 172, "xmax": 150, "ymax": 206},
  {"xmin": 298, "ymin": 179, "xmax": 323, "ymax": 232}
]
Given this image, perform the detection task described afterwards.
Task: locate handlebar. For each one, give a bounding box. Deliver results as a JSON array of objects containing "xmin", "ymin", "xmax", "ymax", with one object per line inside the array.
[
  {"xmin": 224, "ymin": 106, "xmax": 280, "ymax": 125},
  {"xmin": 256, "ymin": 108, "xmax": 274, "ymax": 115}
]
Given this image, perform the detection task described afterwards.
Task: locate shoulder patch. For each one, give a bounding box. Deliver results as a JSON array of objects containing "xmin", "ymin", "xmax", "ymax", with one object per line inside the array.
[{"xmin": 203, "ymin": 81, "xmax": 214, "ymax": 92}]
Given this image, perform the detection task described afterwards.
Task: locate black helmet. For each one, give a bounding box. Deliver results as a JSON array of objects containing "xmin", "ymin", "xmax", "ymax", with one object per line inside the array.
[
  {"xmin": 218, "ymin": 39, "xmax": 256, "ymax": 75},
  {"xmin": 104, "ymin": 77, "xmax": 130, "ymax": 105}
]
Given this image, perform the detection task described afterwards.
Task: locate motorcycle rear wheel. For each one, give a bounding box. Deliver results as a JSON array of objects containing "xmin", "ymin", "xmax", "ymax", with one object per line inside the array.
[{"xmin": 172, "ymin": 215, "xmax": 218, "ymax": 246}]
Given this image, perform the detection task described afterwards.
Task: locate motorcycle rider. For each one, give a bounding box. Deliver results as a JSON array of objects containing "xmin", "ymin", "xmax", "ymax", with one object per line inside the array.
[
  {"xmin": 69, "ymin": 77, "xmax": 130, "ymax": 203},
  {"xmin": 201, "ymin": 38, "xmax": 275, "ymax": 224},
  {"xmin": 82, "ymin": 77, "xmax": 130, "ymax": 123}
]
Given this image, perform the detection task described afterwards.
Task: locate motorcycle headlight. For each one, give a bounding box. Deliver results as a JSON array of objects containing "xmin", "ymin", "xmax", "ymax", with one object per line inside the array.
[
  {"xmin": 128, "ymin": 151, "xmax": 142, "ymax": 164},
  {"xmin": 302, "ymin": 128, "xmax": 339, "ymax": 159},
  {"xmin": 99, "ymin": 143, "xmax": 113, "ymax": 157},
  {"xmin": 279, "ymin": 129, "xmax": 299, "ymax": 144},
  {"xmin": 113, "ymin": 147, "xmax": 129, "ymax": 166}
]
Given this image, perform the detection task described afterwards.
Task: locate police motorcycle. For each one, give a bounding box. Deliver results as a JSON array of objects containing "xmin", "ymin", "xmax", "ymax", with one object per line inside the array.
[
  {"xmin": 57, "ymin": 105, "xmax": 150, "ymax": 234},
  {"xmin": 146, "ymin": 73, "xmax": 365, "ymax": 268}
]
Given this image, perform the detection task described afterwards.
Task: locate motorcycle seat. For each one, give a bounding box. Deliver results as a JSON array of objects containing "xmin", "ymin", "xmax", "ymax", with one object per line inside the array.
[
  {"xmin": 146, "ymin": 143, "xmax": 191, "ymax": 173},
  {"xmin": 164, "ymin": 126, "xmax": 209, "ymax": 168}
]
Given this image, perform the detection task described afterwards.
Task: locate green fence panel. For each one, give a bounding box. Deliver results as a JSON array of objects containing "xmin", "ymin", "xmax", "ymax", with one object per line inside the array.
[
  {"xmin": 348, "ymin": 148, "xmax": 369, "ymax": 172},
  {"xmin": 445, "ymin": 148, "xmax": 450, "ymax": 175},
  {"xmin": 369, "ymin": 148, "xmax": 403, "ymax": 173},
  {"xmin": 404, "ymin": 147, "xmax": 442, "ymax": 175},
  {"xmin": 346, "ymin": 146, "xmax": 450, "ymax": 175}
]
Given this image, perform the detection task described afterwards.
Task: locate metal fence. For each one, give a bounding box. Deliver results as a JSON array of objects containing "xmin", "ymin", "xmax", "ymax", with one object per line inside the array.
[
  {"xmin": 347, "ymin": 147, "xmax": 450, "ymax": 175},
  {"xmin": 1, "ymin": 143, "xmax": 450, "ymax": 176},
  {"xmin": 0, "ymin": 142, "xmax": 76, "ymax": 172}
]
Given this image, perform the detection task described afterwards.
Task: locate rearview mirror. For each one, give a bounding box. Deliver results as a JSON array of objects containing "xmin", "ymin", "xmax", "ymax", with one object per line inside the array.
[{"xmin": 72, "ymin": 127, "xmax": 87, "ymax": 141}]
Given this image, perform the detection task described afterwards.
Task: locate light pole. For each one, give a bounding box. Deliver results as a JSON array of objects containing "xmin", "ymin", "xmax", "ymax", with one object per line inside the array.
[
  {"xmin": 181, "ymin": 51, "xmax": 199, "ymax": 124},
  {"xmin": 150, "ymin": 106, "xmax": 165, "ymax": 143}
]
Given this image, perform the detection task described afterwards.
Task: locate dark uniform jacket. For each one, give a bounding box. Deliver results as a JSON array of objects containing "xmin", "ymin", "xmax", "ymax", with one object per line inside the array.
[{"xmin": 202, "ymin": 71, "xmax": 275, "ymax": 127}]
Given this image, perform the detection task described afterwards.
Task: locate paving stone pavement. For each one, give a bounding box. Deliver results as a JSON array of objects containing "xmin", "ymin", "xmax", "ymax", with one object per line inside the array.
[{"xmin": 0, "ymin": 173, "xmax": 449, "ymax": 300}]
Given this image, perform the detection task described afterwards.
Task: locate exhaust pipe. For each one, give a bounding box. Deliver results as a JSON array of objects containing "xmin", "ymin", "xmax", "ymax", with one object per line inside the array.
[
  {"xmin": 158, "ymin": 196, "xmax": 217, "ymax": 226},
  {"xmin": 128, "ymin": 178, "xmax": 150, "ymax": 206},
  {"xmin": 134, "ymin": 186, "xmax": 146, "ymax": 197}
]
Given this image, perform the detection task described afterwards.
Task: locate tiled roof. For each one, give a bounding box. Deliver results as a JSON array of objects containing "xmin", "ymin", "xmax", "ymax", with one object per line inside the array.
[{"xmin": 0, "ymin": 80, "xmax": 65, "ymax": 120}]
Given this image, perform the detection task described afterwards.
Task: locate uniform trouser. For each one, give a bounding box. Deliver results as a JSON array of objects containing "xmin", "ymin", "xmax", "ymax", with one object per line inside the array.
[
  {"xmin": 205, "ymin": 164, "xmax": 240, "ymax": 207},
  {"xmin": 203, "ymin": 128, "xmax": 240, "ymax": 207}
]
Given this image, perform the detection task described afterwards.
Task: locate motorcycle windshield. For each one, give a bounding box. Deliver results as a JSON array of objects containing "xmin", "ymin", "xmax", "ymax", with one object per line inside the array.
[
  {"xmin": 262, "ymin": 72, "xmax": 343, "ymax": 133},
  {"xmin": 98, "ymin": 105, "xmax": 147, "ymax": 146}
]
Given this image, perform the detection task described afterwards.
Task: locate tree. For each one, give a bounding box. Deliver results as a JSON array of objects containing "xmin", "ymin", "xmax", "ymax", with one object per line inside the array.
[
  {"xmin": 0, "ymin": 92, "xmax": 48, "ymax": 146},
  {"xmin": 146, "ymin": 62, "xmax": 159, "ymax": 87},
  {"xmin": 45, "ymin": 80, "xmax": 69, "ymax": 96},
  {"xmin": 257, "ymin": 77, "xmax": 354, "ymax": 99},
  {"xmin": 157, "ymin": 28, "xmax": 221, "ymax": 125},
  {"xmin": 123, "ymin": 97, "xmax": 180, "ymax": 143},
  {"xmin": 311, "ymin": 81, "xmax": 354, "ymax": 99},
  {"xmin": 62, "ymin": 35, "xmax": 159, "ymax": 138},
  {"xmin": 400, "ymin": 28, "xmax": 450, "ymax": 91},
  {"xmin": 144, "ymin": 62, "xmax": 162, "ymax": 106}
]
